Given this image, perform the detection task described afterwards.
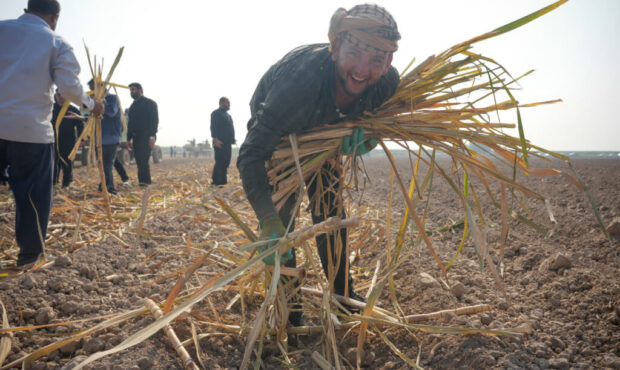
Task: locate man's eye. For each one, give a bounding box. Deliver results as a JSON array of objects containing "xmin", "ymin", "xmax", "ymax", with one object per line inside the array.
[{"xmin": 370, "ymin": 57, "xmax": 385, "ymax": 65}]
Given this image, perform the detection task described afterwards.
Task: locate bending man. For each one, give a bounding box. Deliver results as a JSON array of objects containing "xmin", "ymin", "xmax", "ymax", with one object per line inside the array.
[{"xmin": 237, "ymin": 4, "xmax": 400, "ymax": 324}]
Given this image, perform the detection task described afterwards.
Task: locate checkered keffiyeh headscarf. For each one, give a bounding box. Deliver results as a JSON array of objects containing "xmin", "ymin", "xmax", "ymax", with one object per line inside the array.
[{"xmin": 328, "ymin": 3, "xmax": 401, "ymax": 53}]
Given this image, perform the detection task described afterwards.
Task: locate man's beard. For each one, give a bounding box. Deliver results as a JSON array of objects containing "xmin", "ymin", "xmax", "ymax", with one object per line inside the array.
[{"xmin": 336, "ymin": 69, "xmax": 362, "ymax": 99}]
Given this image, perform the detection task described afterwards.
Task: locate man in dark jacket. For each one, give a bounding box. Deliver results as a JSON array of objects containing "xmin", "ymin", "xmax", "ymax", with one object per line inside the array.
[
  {"xmin": 210, "ymin": 97, "xmax": 235, "ymax": 186},
  {"xmin": 237, "ymin": 4, "xmax": 400, "ymax": 325},
  {"xmin": 127, "ymin": 82, "xmax": 158, "ymax": 186},
  {"xmin": 52, "ymin": 89, "xmax": 85, "ymax": 188}
]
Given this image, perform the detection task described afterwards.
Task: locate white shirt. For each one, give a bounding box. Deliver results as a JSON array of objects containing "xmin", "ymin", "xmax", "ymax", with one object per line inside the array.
[{"xmin": 0, "ymin": 13, "xmax": 94, "ymax": 143}]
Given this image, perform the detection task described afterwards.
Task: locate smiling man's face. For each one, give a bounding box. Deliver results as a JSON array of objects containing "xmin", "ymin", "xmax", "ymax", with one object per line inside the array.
[{"xmin": 332, "ymin": 38, "xmax": 393, "ymax": 100}]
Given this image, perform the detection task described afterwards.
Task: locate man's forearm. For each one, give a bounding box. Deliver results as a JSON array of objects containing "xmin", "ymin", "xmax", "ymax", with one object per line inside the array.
[
  {"xmin": 238, "ymin": 154, "xmax": 277, "ymax": 220},
  {"xmin": 238, "ymin": 114, "xmax": 287, "ymax": 220}
]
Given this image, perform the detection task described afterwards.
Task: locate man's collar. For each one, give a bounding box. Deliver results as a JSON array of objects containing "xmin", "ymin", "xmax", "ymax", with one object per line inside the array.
[{"xmin": 18, "ymin": 13, "xmax": 51, "ymax": 29}]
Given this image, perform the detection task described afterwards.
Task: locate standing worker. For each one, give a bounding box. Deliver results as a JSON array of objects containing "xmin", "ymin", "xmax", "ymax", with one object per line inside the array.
[
  {"xmin": 114, "ymin": 107, "xmax": 130, "ymax": 185},
  {"xmin": 0, "ymin": 0, "xmax": 104, "ymax": 268},
  {"xmin": 211, "ymin": 97, "xmax": 235, "ymax": 186},
  {"xmin": 52, "ymin": 89, "xmax": 85, "ymax": 188},
  {"xmin": 89, "ymin": 79, "xmax": 122, "ymax": 194},
  {"xmin": 237, "ymin": 4, "xmax": 400, "ymax": 325},
  {"xmin": 127, "ymin": 82, "xmax": 158, "ymax": 186}
]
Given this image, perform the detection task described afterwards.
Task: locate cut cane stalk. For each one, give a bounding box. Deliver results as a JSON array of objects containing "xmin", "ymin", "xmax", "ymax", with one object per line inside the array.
[{"xmin": 144, "ymin": 299, "xmax": 200, "ymax": 370}]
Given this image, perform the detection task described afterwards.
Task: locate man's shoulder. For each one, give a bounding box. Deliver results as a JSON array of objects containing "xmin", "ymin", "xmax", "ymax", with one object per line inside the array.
[
  {"xmin": 384, "ymin": 65, "xmax": 400, "ymax": 87},
  {"xmin": 284, "ymin": 43, "xmax": 330, "ymax": 56},
  {"xmin": 0, "ymin": 18, "xmax": 17, "ymax": 27},
  {"xmin": 211, "ymin": 108, "xmax": 230, "ymax": 120},
  {"xmin": 2, "ymin": 14, "xmax": 45, "ymax": 29},
  {"xmin": 277, "ymin": 44, "xmax": 331, "ymax": 69},
  {"xmin": 1, "ymin": 14, "xmax": 58, "ymax": 42},
  {"xmin": 143, "ymin": 96, "xmax": 157, "ymax": 105},
  {"xmin": 261, "ymin": 43, "xmax": 331, "ymax": 96}
]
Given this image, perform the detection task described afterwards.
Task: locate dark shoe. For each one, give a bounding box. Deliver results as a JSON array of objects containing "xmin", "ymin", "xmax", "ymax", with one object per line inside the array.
[
  {"xmin": 348, "ymin": 290, "xmax": 366, "ymax": 303},
  {"xmin": 289, "ymin": 311, "xmax": 306, "ymax": 327},
  {"xmin": 340, "ymin": 290, "xmax": 367, "ymax": 313},
  {"xmin": 16, "ymin": 253, "xmax": 42, "ymax": 270}
]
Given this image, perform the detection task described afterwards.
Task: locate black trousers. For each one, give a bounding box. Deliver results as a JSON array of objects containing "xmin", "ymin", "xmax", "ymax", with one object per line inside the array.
[
  {"xmin": 133, "ymin": 137, "xmax": 151, "ymax": 185},
  {"xmin": 101, "ymin": 143, "xmax": 118, "ymax": 192},
  {"xmin": 53, "ymin": 141, "xmax": 75, "ymax": 187},
  {"xmin": 0, "ymin": 139, "xmax": 53, "ymax": 264},
  {"xmin": 114, "ymin": 157, "xmax": 128, "ymax": 182},
  {"xmin": 278, "ymin": 161, "xmax": 353, "ymax": 296},
  {"xmin": 212, "ymin": 144, "xmax": 231, "ymax": 185}
]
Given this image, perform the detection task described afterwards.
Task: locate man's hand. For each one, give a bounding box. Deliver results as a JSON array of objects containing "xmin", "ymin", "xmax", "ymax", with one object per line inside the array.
[
  {"xmin": 64, "ymin": 112, "xmax": 84, "ymax": 120},
  {"xmin": 91, "ymin": 100, "xmax": 105, "ymax": 118},
  {"xmin": 149, "ymin": 137, "xmax": 156, "ymax": 149},
  {"xmin": 341, "ymin": 127, "xmax": 378, "ymax": 156},
  {"xmin": 213, "ymin": 137, "xmax": 223, "ymax": 148},
  {"xmin": 257, "ymin": 213, "xmax": 291, "ymax": 266}
]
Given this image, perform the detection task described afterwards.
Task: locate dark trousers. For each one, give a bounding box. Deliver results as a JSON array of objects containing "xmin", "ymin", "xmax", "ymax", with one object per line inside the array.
[
  {"xmin": 133, "ymin": 137, "xmax": 151, "ymax": 185},
  {"xmin": 53, "ymin": 141, "xmax": 75, "ymax": 187},
  {"xmin": 212, "ymin": 144, "xmax": 231, "ymax": 185},
  {"xmin": 114, "ymin": 157, "xmax": 128, "ymax": 182},
  {"xmin": 0, "ymin": 139, "xmax": 53, "ymax": 263},
  {"xmin": 101, "ymin": 143, "xmax": 118, "ymax": 192},
  {"xmin": 278, "ymin": 161, "xmax": 353, "ymax": 295}
]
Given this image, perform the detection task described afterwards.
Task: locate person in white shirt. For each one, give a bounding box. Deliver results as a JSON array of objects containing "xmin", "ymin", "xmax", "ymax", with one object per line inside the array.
[{"xmin": 0, "ymin": 0, "xmax": 104, "ymax": 269}]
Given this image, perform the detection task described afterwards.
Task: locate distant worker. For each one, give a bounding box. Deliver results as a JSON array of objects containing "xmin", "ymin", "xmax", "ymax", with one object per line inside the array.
[
  {"xmin": 0, "ymin": 0, "xmax": 104, "ymax": 269},
  {"xmin": 52, "ymin": 89, "xmax": 85, "ymax": 188},
  {"xmin": 210, "ymin": 97, "xmax": 235, "ymax": 186},
  {"xmin": 114, "ymin": 108, "xmax": 130, "ymax": 185},
  {"xmin": 89, "ymin": 78, "xmax": 122, "ymax": 195},
  {"xmin": 127, "ymin": 82, "xmax": 158, "ymax": 186}
]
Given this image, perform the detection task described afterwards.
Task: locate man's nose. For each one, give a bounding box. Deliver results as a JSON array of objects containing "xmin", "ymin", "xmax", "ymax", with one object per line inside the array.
[{"xmin": 353, "ymin": 58, "xmax": 371, "ymax": 77}]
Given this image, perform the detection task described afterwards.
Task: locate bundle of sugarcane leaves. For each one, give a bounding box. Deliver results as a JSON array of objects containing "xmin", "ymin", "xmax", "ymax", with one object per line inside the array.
[{"xmin": 269, "ymin": 0, "xmax": 606, "ymax": 282}]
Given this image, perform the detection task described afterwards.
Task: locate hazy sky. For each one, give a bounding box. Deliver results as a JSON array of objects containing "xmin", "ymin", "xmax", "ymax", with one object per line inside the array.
[{"xmin": 1, "ymin": 0, "xmax": 618, "ymax": 151}]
